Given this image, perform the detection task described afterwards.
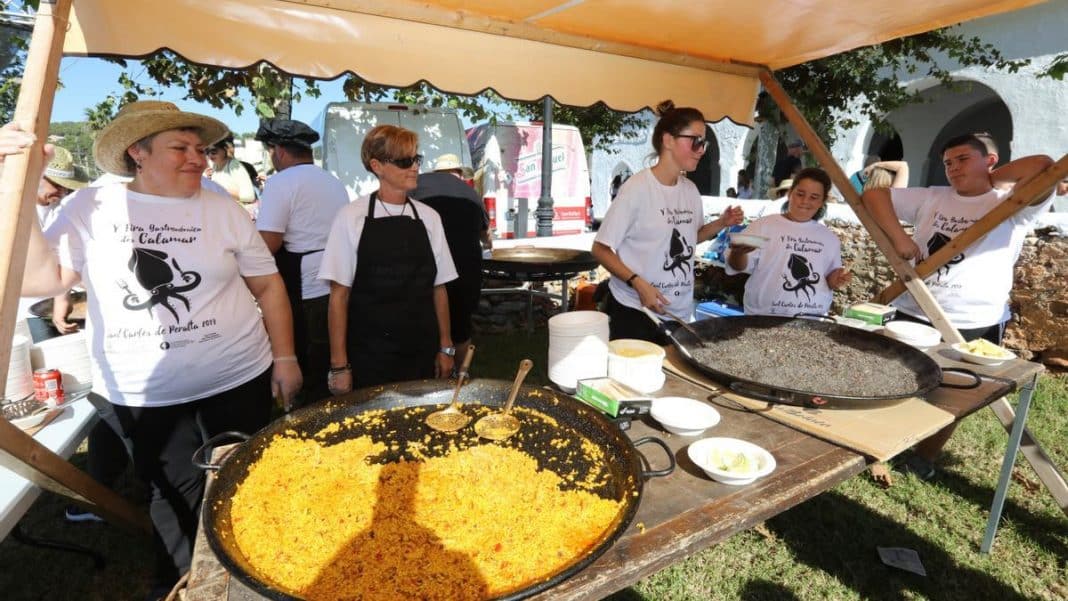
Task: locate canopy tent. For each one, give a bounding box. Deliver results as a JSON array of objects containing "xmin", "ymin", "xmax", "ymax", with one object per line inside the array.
[
  {"xmin": 1, "ymin": 0, "xmax": 1065, "ymax": 541},
  {"xmin": 62, "ymin": 0, "xmax": 1046, "ymax": 126}
]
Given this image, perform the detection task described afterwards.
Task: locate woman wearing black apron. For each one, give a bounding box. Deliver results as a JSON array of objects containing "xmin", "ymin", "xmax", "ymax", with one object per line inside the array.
[{"xmin": 319, "ymin": 125, "xmax": 458, "ymax": 393}]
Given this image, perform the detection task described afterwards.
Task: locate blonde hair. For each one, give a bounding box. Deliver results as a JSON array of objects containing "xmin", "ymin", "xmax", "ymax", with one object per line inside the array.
[
  {"xmin": 361, "ymin": 125, "xmax": 418, "ymax": 172},
  {"xmin": 862, "ymin": 167, "xmax": 893, "ymax": 192}
]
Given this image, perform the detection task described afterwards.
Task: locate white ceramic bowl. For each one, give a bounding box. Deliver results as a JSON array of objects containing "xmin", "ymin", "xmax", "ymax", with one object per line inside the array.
[
  {"xmin": 729, "ymin": 233, "xmax": 770, "ymax": 249},
  {"xmin": 951, "ymin": 341, "xmax": 1016, "ymax": 366},
  {"xmin": 650, "ymin": 397, "xmax": 721, "ymax": 437},
  {"xmin": 687, "ymin": 437, "xmax": 777, "ymax": 485},
  {"xmin": 883, "ymin": 321, "xmax": 941, "ymax": 349}
]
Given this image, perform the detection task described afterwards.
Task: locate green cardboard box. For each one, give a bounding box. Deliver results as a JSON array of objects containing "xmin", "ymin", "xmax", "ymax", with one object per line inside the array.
[
  {"xmin": 844, "ymin": 302, "xmax": 897, "ymax": 326},
  {"xmin": 575, "ymin": 378, "xmax": 643, "ymax": 418}
]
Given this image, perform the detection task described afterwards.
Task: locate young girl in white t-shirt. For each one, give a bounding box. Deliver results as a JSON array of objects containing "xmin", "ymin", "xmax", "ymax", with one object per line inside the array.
[
  {"xmin": 592, "ymin": 100, "xmax": 744, "ymax": 341},
  {"xmin": 727, "ymin": 168, "xmax": 852, "ymax": 316}
]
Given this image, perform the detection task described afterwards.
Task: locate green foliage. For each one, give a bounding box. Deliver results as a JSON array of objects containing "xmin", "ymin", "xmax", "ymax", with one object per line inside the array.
[
  {"xmin": 47, "ymin": 121, "xmax": 99, "ymax": 178},
  {"xmin": 773, "ymin": 28, "xmax": 1029, "ymax": 143},
  {"xmin": 1041, "ymin": 53, "xmax": 1068, "ymax": 80}
]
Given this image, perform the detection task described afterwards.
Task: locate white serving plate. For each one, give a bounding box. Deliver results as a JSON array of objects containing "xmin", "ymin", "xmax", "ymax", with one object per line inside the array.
[
  {"xmin": 650, "ymin": 396, "xmax": 720, "ymax": 437},
  {"xmin": 951, "ymin": 341, "xmax": 1016, "ymax": 366},
  {"xmin": 883, "ymin": 321, "xmax": 941, "ymax": 349},
  {"xmin": 687, "ymin": 437, "xmax": 776, "ymax": 485},
  {"xmin": 729, "ymin": 233, "xmax": 770, "ymax": 249}
]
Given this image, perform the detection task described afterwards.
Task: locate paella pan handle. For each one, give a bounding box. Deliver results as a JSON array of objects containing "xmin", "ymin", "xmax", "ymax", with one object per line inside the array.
[
  {"xmin": 631, "ymin": 436, "xmax": 676, "ymax": 479},
  {"xmin": 793, "ymin": 312, "xmax": 835, "ymax": 324},
  {"xmin": 939, "ymin": 367, "xmax": 982, "ymax": 390},
  {"xmin": 192, "ymin": 431, "xmax": 251, "ymax": 472},
  {"xmin": 729, "ymin": 381, "xmax": 827, "ymax": 409}
]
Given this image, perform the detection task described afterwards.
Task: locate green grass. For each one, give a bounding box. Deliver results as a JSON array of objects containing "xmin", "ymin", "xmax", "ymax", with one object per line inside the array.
[{"xmin": 2, "ymin": 330, "xmax": 1065, "ymax": 600}]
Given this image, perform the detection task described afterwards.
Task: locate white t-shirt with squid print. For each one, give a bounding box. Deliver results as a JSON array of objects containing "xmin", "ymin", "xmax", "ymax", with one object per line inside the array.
[
  {"xmin": 595, "ymin": 168, "xmax": 703, "ymax": 319},
  {"xmin": 726, "ymin": 214, "xmax": 843, "ymax": 317},
  {"xmin": 889, "ymin": 186, "xmax": 1052, "ymax": 328},
  {"xmin": 44, "ymin": 183, "xmax": 279, "ymax": 407}
]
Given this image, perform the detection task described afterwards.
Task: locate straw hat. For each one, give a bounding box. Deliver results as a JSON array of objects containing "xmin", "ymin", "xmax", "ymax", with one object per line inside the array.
[
  {"xmin": 771, "ymin": 179, "xmax": 793, "ymax": 196},
  {"xmin": 93, "ymin": 101, "xmax": 229, "ymax": 176},
  {"xmin": 432, "ymin": 153, "xmax": 472, "ymax": 177},
  {"xmin": 43, "ymin": 146, "xmax": 90, "ymax": 190}
]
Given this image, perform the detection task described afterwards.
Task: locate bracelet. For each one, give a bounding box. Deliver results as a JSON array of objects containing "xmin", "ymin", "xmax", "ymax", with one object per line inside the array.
[
  {"xmin": 625, "ymin": 273, "xmax": 640, "ymax": 288},
  {"xmin": 328, "ymin": 364, "xmax": 352, "ymax": 374},
  {"xmin": 273, "ymin": 355, "xmax": 298, "ymax": 363}
]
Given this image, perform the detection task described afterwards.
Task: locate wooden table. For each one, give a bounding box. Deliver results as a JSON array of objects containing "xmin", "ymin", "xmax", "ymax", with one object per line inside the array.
[{"xmin": 184, "ymin": 356, "xmax": 1022, "ymax": 600}]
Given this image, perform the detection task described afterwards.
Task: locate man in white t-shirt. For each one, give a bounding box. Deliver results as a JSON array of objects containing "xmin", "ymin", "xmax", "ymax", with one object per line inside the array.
[
  {"xmin": 255, "ymin": 118, "xmax": 349, "ymax": 404},
  {"xmin": 863, "ymin": 133, "xmax": 1053, "ymax": 478}
]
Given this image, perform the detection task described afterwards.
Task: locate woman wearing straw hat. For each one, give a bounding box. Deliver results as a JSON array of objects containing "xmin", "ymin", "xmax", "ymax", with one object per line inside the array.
[{"xmin": 19, "ymin": 101, "xmax": 301, "ymax": 596}]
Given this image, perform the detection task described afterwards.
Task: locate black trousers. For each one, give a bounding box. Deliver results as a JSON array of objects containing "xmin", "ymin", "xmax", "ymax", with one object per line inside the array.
[
  {"xmin": 93, "ymin": 368, "xmax": 272, "ymax": 585},
  {"xmin": 604, "ymin": 290, "xmax": 669, "ymax": 344},
  {"xmin": 300, "ymin": 294, "xmax": 331, "ymax": 407}
]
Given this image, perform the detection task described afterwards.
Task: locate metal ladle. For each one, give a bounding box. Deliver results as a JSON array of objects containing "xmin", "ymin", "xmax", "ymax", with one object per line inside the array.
[
  {"xmin": 474, "ymin": 358, "xmax": 533, "ymax": 441},
  {"xmin": 425, "ymin": 345, "xmax": 477, "ymax": 432}
]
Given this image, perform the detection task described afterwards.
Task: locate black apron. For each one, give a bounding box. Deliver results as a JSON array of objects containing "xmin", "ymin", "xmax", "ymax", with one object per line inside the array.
[
  {"xmin": 347, "ymin": 193, "xmax": 439, "ymax": 388},
  {"xmin": 274, "ymin": 246, "xmax": 323, "ymax": 368}
]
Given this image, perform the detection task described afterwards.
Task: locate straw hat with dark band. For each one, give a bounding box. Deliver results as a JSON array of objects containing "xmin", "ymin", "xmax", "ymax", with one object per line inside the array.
[
  {"xmin": 44, "ymin": 146, "xmax": 91, "ymax": 190},
  {"xmin": 93, "ymin": 101, "xmax": 229, "ymax": 176}
]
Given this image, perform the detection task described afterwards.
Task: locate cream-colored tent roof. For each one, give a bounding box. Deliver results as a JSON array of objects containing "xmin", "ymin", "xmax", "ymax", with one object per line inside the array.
[{"xmin": 63, "ymin": 0, "xmax": 1045, "ymax": 125}]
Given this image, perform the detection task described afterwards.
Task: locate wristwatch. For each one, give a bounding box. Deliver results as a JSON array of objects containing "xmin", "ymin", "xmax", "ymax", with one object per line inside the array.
[{"xmin": 438, "ymin": 346, "xmax": 456, "ymax": 357}]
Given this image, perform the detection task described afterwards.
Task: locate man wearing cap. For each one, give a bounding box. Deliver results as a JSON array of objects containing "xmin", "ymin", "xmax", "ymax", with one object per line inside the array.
[
  {"xmin": 16, "ymin": 146, "xmax": 91, "ymax": 341},
  {"xmin": 410, "ymin": 153, "xmax": 491, "ymax": 368},
  {"xmin": 772, "ymin": 140, "xmax": 805, "ymax": 187},
  {"xmin": 255, "ymin": 118, "xmax": 349, "ymax": 404},
  {"xmin": 206, "ymin": 134, "xmax": 257, "ymax": 214}
]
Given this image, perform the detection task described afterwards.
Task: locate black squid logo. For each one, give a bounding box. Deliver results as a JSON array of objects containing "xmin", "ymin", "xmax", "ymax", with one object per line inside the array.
[
  {"xmin": 926, "ymin": 232, "xmax": 964, "ymax": 281},
  {"xmin": 662, "ymin": 228, "xmax": 694, "ymax": 277},
  {"xmin": 782, "ymin": 254, "xmax": 821, "ymax": 301},
  {"xmin": 117, "ymin": 248, "xmax": 202, "ymax": 322}
]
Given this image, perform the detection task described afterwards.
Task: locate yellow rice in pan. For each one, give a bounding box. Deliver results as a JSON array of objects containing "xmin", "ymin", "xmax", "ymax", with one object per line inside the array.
[{"xmin": 229, "ymin": 425, "xmax": 624, "ymax": 600}]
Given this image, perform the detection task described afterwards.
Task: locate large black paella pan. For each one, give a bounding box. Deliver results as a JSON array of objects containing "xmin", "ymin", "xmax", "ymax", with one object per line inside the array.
[
  {"xmin": 659, "ymin": 315, "xmax": 980, "ymax": 409},
  {"xmin": 194, "ymin": 378, "xmax": 672, "ymax": 600}
]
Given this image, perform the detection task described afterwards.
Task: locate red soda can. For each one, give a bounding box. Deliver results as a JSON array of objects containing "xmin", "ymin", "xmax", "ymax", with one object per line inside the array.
[{"xmin": 33, "ymin": 368, "xmax": 64, "ymax": 406}]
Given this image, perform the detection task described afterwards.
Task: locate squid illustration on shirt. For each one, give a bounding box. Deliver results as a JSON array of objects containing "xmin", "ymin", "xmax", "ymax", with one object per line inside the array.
[
  {"xmin": 116, "ymin": 247, "xmax": 202, "ymax": 322},
  {"xmin": 662, "ymin": 228, "xmax": 694, "ymax": 277}
]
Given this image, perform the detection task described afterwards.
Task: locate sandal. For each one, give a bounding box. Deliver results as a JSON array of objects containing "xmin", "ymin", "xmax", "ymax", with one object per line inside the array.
[{"xmin": 892, "ymin": 451, "xmax": 937, "ymax": 481}]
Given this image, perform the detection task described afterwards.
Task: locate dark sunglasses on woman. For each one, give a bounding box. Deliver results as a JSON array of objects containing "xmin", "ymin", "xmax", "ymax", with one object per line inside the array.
[
  {"xmin": 674, "ymin": 134, "xmax": 710, "ymax": 153},
  {"xmin": 382, "ymin": 154, "xmax": 423, "ymax": 169}
]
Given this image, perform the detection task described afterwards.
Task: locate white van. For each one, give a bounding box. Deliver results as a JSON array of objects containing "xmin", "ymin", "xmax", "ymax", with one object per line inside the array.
[
  {"xmin": 311, "ymin": 102, "xmax": 473, "ymax": 198},
  {"xmin": 466, "ymin": 122, "xmax": 591, "ymax": 238}
]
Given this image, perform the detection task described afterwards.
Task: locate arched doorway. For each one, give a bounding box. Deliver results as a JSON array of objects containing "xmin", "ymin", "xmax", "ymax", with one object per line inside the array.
[
  {"xmin": 609, "ymin": 162, "xmax": 633, "ymax": 201},
  {"xmin": 926, "ymin": 97, "xmax": 1013, "ymax": 185},
  {"xmin": 685, "ymin": 124, "xmax": 721, "ymax": 195}
]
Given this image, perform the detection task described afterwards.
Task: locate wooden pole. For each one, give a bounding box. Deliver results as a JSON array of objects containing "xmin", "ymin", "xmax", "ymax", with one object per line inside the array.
[
  {"xmin": 0, "ymin": 418, "xmax": 152, "ymax": 534},
  {"xmin": 876, "ymin": 154, "xmax": 1068, "ymax": 304},
  {"xmin": 0, "ymin": 0, "xmax": 149, "ymax": 535},
  {"xmin": 0, "ymin": 0, "xmax": 70, "ymax": 387},
  {"xmin": 758, "ymin": 69, "xmax": 964, "ymax": 343}
]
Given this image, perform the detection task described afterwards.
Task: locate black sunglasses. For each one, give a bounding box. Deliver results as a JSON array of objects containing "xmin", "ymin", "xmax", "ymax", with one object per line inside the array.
[
  {"xmin": 381, "ymin": 154, "xmax": 423, "ymax": 169},
  {"xmin": 674, "ymin": 134, "xmax": 710, "ymax": 153}
]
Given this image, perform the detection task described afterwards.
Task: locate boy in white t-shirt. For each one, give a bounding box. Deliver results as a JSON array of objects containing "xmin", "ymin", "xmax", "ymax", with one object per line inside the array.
[{"xmin": 863, "ymin": 133, "xmax": 1054, "ymax": 478}]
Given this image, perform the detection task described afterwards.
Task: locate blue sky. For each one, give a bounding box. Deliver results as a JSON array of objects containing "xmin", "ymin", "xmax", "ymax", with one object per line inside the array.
[
  {"xmin": 53, "ymin": 56, "xmax": 356, "ymax": 133},
  {"xmin": 51, "ymin": 56, "xmax": 504, "ymax": 133}
]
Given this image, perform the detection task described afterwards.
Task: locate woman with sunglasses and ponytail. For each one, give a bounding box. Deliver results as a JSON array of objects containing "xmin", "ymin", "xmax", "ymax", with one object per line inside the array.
[
  {"xmin": 592, "ymin": 100, "xmax": 744, "ymax": 341},
  {"xmin": 320, "ymin": 125, "xmax": 458, "ymax": 394}
]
